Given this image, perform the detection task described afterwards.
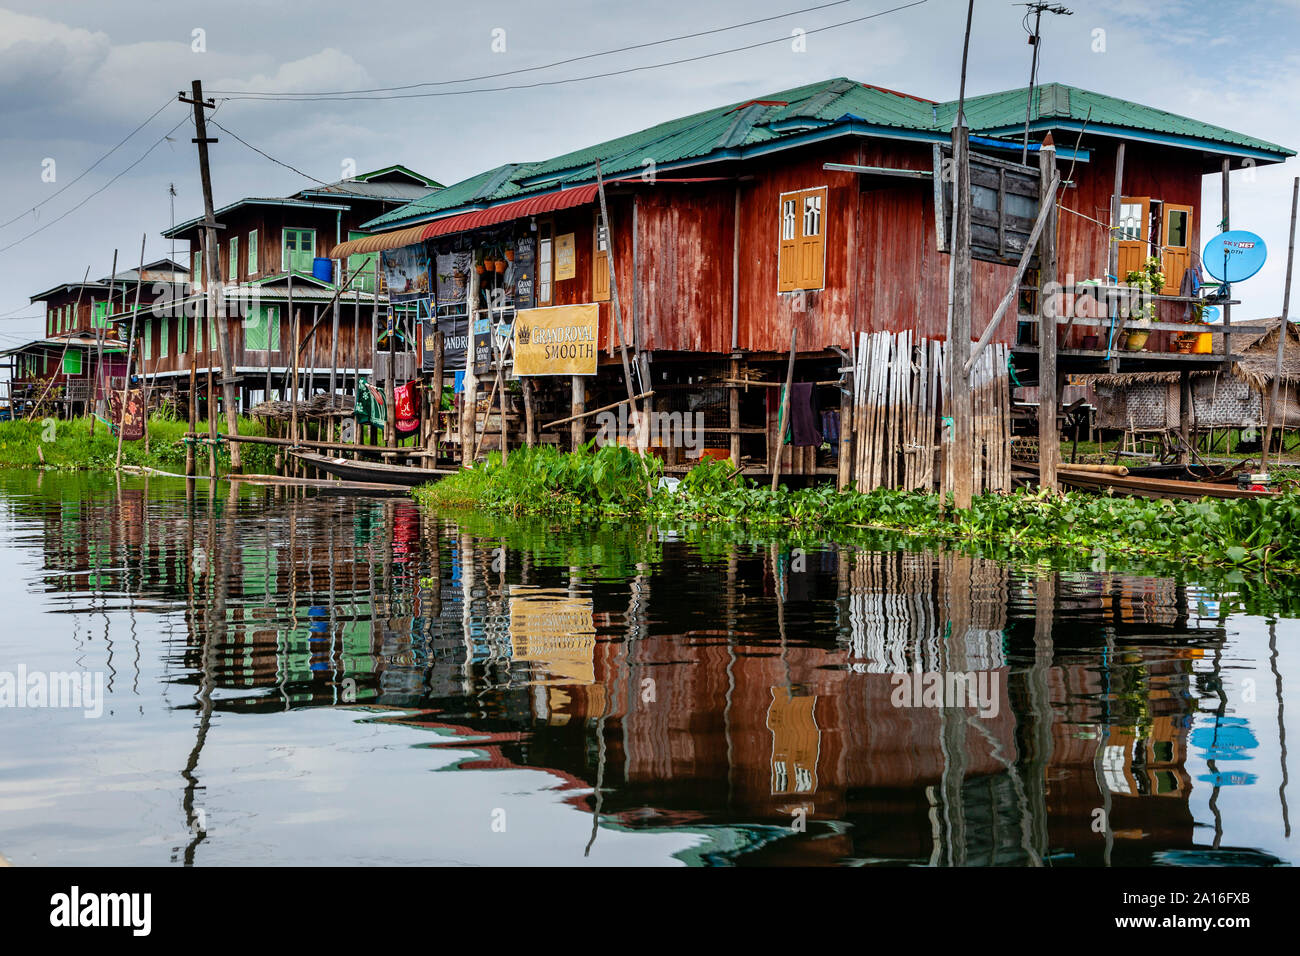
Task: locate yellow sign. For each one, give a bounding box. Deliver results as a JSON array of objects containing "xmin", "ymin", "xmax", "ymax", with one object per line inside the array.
[
  {"xmin": 513, "ymin": 304, "xmax": 599, "ymax": 376},
  {"xmin": 555, "ymin": 232, "xmax": 576, "ymax": 280},
  {"xmin": 509, "ymin": 586, "xmax": 596, "ymax": 684}
]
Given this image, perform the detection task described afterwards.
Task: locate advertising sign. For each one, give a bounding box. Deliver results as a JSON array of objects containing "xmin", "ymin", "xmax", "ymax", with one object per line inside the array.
[
  {"xmin": 512, "ymin": 304, "xmax": 598, "ymax": 376},
  {"xmin": 381, "ymin": 243, "xmax": 432, "ymax": 301},
  {"xmin": 555, "ymin": 232, "xmax": 576, "ymax": 281}
]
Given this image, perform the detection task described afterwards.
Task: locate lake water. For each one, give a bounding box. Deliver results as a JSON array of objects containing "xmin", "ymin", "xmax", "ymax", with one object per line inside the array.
[{"xmin": 0, "ymin": 469, "xmax": 1296, "ymax": 866}]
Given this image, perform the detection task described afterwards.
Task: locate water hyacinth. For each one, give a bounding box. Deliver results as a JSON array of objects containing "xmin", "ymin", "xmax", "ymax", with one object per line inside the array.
[{"xmin": 414, "ymin": 447, "xmax": 1300, "ymax": 573}]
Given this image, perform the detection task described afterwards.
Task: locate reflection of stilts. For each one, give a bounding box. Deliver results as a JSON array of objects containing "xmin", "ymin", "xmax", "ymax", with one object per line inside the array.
[{"xmin": 1269, "ymin": 618, "xmax": 1291, "ymax": 837}]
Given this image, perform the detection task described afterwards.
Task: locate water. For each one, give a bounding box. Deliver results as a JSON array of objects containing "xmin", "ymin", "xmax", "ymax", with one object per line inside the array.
[{"xmin": 0, "ymin": 469, "xmax": 1296, "ymax": 867}]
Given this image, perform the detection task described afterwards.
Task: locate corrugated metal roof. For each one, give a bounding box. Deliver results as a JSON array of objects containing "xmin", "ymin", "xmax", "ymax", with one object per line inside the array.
[
  {"xmin": 363, "ymin": 77, "xmax": 1294, "ymax": 233},
  {"xmin": 937, "ymin": 83, "xmax": 1294, "ymax": 155}
]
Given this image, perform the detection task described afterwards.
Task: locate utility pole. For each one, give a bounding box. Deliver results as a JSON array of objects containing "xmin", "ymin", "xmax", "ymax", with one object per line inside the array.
[
  {"xmin": 179, "ymin": 80, "xmax": 242, "ymax": 472},
  {"xmin": 949, "ymin": 0, "xmax": 976, "ymax": 510},
  {"xmin": 1019, "ymin": 3, "xmax": 1073, "ymax": 164}
]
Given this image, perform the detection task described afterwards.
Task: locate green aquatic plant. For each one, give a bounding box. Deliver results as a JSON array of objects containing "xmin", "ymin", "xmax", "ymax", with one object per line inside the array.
[{"xmin": 415, "ymin": 446, "xmax": 1300, "ymax": 574}]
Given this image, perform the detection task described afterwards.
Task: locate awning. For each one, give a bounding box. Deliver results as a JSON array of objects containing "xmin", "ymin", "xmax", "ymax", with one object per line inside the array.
[{"xmin": 332, "ymin": 177, "xmax": 725, "ymax": 259}]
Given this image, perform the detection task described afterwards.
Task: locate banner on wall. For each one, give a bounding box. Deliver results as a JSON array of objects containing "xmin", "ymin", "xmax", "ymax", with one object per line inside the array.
[
  {"xmin": 437, "ymin": 314, "xmax": 468, "ymax": 370},
  {"xmin": 555, "ymin": 233, "xmax": 576, "ymax": 280},
  {"xmin": 434, "ymin": 249, "xmax": 472, "ymax": 308},
  {"xmin": 513, "ymin": 303, "xmax": 598, "ymax": 376},
  {"xmin": 381, "ymin": 243, "xmax": 432, "ymax": 301}
]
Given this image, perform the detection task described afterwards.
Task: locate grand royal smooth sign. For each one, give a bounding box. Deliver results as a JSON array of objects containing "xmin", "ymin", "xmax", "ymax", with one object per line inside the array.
[{"xmin": 512, "ymin": 303, "xmax": 599, "ymax": 376}]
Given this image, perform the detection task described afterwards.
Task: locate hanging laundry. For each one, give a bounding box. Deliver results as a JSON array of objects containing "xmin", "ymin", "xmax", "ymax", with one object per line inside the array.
[
  {"xmin": 821, "ymin": 408, "xmax": 840, "ymax": 445},
  {"xmin": 788, "ymin": 382, "xmax": 822, "ymax": 447},
  {"xmin": 1181, "ymin": 263, "xmax": 1204, "ymax": 319},
  {"xmin": 394, "ymin": 381, "xmax": 421, "ymax": 436}
]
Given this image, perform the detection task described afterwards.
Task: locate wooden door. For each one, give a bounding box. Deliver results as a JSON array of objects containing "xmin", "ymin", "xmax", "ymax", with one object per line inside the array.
[
  {"xmin": 1161, "ymin": 203, "xmax": 1194, "ymax": 295},
  {"xmin": 1116, "ymin": 196, "xmax": 1150, "ymax": 281}
]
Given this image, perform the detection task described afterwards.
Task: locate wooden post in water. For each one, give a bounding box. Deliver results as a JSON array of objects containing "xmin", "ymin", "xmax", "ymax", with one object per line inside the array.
[
  {"xmin": 949, "ymin": 119, "xmax": 974, "ymax": 508},
  {"xmin": 1037, "ymin": 134, "xmax": 1060, "ymax": 492},
  {"xmin": 1222, "ymin": 158, "xmax": 1233, "ymax": 367},
  {"xmin": 771, "ymin": 326, "xmax": 797, "ymax": 492},
  {"xmin": 729, "ymin": 356, "xmax": 742, "ymax": 467},
  {"xmin": 571, "ymin": 376, "xmax": 585, "ymax": 451},
  {"xmin": 460, "ymin": 266, "xmax": 480, "ymax": 465},
  {"xmin": 1263, "ymin": 177, "xmax": 1298, "ymax": 470},
  {"xmin": 428, "ymin": 329, "xmax": 444, "ymax": 466}
]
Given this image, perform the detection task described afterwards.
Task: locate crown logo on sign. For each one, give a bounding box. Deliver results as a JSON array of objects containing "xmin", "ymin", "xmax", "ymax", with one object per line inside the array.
[{"xmin": 516, "ymin": 324, "xmax": 530, "ymax": 345}]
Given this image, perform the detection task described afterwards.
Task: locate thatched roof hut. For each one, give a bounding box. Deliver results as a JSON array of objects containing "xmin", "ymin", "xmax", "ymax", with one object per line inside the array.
[{"xmin": 1080, "ymin": 319, "xmax": 1300, "ymax": 431}]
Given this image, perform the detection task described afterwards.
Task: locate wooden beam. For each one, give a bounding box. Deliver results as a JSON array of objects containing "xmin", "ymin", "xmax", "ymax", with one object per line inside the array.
[
  {"xmin": 1037, "ymin": 135, "xmax": 1060, "ymax": 493},
  {"xmin": 545, "ymin": 389, "xmax": 653, "ymax": 431},
  {"xmin": 950, "ymin": 120, "xmax": 975, "ymax": 509},
  {"xmin": 771, "ymin": 326, "xmax": 797, "ymax": 491},
  {"xmin": 1263, "ymin": 176, "xmax": 1299, "ymax": 470}
]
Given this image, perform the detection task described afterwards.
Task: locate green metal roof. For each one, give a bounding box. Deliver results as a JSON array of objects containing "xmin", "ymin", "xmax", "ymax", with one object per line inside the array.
[
  {"xmin": 936, "ymin": 82, "xmax": 1294, "ymax": 157},
  {"xmin": 365, "ymin": 77, "xmax": 1294, "ymax": 231}
]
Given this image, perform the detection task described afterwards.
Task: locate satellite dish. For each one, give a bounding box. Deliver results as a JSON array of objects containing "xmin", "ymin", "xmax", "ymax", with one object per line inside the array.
[{"xmin": 1203, "ymin": 230, "xmax": 1268, "ymax": 282}]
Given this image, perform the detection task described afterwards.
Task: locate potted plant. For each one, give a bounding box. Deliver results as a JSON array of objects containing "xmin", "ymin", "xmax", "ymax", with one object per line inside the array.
[{"xmin": 1123, "ymin": 256, "xmax": 1165, "ymax": 351}]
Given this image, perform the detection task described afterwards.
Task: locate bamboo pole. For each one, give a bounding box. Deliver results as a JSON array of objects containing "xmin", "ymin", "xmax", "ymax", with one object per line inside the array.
[
  {"xmin": 115, "ymin": 235, "xmax": 148, "ymax": 471},
  {"xmin": 1263, "ymin": 176, "xmax": 1298, "ymax": 470},
  {"xmin": 771, "ymin": 326, "xmax": 797, "ymax": 491}
]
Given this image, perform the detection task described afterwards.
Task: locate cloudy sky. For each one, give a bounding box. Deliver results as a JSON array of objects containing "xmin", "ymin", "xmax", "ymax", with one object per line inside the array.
[{"xmin": 1, "ymin": 0, "xmax": 1297, "ymax": 354}]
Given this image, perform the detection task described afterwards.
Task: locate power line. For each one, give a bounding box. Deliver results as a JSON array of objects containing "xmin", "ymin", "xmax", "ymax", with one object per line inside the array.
[
  {"xmin": 0, "ymin": 108, "xmax": 198, "ymax": 257},
  {"xmin": 216, "ymin": 1, "xmax": 929, "ymax": 103},
  {"xmin": 212, "ymin": 0, "xmax": 862, "ymax": 99},
  {"xmin": 208, "ymin": 119, "xmax": 334, "ymax": 186},
  {"xmin": 0, "ymin": 98, "xmax": 176, "ymax": 231}
]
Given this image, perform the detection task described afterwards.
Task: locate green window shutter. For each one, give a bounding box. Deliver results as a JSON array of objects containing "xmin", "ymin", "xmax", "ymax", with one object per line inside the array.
[
  {"xmin": 229, "ymin": 237, "xmax": 238, "ymax": 282},
  {"xmin": 245, "ymin": 305, "xmax": 281, "ymax": 350},
  {"xmin": 347, "ymin": 232, "xmax": 373, "ymax": 292},
  {"xmin": 244, "ymin": 307, "xmax": 266, "ymax": 351},
  {"xmin": 143, "ymin": 323, "xmax": 152, "ymax": 360},
  {"xmin": 63, "ymin": 351, "xmax": 82, "ymax": 375},
  {"xmin": 193, "ymin": 252, "xmax": 203, "ymax": 288},
  {"xmin": 248, "ymin": 230, "xmax": 258, "ymax": 274},
  {"xmin": 160, "ymin": 319, "xmax": 169, "ymax": 357},
  {"xmin": 92, "ymin": 301, "xmax": 105, "ymax": 328},
  {"xmin": 283, "ymin": 228, "xmax": 316, "ymax": 274},
  {"xmin": 179, "ymin": 315, "xmax": 188, "ymax": 355}
]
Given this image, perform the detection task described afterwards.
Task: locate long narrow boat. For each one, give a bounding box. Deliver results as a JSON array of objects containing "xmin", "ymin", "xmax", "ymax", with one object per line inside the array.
[
  {"xmin": 290, "ymin": 451, "xmax": 455, "ymax": 487},
  {"xmin": 1054, "ymin": 469, "xmax": 1279, "ymax": 501}
]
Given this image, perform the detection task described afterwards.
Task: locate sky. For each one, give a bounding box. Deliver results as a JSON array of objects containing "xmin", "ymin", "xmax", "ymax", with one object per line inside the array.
[{"xmin": 1, "ymin": 0, "xmax": 1298, "ymax": 358}]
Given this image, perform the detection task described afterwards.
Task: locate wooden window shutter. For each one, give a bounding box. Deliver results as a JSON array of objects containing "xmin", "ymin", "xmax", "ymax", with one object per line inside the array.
[
  {"xmin": 797, "ymin": 188, "xmax": 826, "ymax": 290},
  {"xmin": 593, "ymin": 217, "xmax": 610, "ymax": 301},
  {"xmin": 778, "ymin": 196, "xmax": 799, "ymax": 292}
]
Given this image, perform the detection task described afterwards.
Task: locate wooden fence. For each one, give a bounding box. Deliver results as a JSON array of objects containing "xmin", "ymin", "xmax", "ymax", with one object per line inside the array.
[{"xmin": 849, "ymin": 330, "xmax": 1010, "ymax": 496}]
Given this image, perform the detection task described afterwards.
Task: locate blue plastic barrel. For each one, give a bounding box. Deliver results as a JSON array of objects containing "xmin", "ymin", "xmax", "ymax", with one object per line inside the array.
[{"xmin": 312, "ymin": 257, "xmax": 334, "ymax": 283}]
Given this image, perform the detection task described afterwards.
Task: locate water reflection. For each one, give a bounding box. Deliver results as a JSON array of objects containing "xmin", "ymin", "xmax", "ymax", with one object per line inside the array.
[{"xmin": 0, "ymin": 470, "xmax": 1293, "ymax": 866}]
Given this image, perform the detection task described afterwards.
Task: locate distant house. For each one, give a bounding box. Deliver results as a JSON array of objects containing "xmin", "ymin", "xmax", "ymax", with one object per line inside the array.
[
  {"xmin": 123, "ymin": 165, "xmax": 441, "ymax": 410},
  {"xmin": 2, "ymin": 259, "xmax": 187, "ymax": 418}
]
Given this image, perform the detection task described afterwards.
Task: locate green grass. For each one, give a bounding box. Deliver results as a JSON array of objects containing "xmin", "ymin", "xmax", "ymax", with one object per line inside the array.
[
  {"xmin": 0, "ymin": 414, "xmax": 275, "ymax": 474},
  {"xmin": 415, "ymin": 444, "xmax": 1300, "ymax": 574}
]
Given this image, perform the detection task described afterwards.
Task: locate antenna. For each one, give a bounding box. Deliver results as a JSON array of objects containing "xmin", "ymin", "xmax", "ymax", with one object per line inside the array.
[
  {"xmin": 168, "ymin": 182, "xmax": 177, "ymax": 265},
  {"xmin": 1017, "ymin": 2, "xmax": 1073, "ymax": 164}
]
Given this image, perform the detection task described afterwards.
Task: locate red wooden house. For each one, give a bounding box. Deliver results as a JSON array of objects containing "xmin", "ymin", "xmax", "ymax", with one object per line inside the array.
[{"xmin": 336, "ymin": 77, "xmax": 1293, "ymax": 477}]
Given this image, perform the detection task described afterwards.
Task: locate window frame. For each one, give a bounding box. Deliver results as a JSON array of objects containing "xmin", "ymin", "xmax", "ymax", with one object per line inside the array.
[
  {"xmin": 282, "ymin": 227, "xmax": 317, "ymax": 274},
  {"xmin": 777, "ymin": 185, "xmax": 829, "ymax": 294},
  {"xmin": 536, "ymin": 221, "xmax": 554, "ymax": 307},
  {"xmin": 247, "ymin": 229, "xmax": 258, "ymax": 276},
  {"xmin": 229, "ymin": 235, "xmax": 239, "ymax": 283}
]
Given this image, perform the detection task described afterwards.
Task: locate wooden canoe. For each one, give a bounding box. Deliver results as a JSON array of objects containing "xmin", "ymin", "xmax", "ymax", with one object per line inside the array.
[
  {"xmin": 290, "ymin": 451, "xmax": 454, "ymax": 487},
  {"xmin": 1055, "ymin": 469, "xmax": 1279, "ymax": 501}
]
